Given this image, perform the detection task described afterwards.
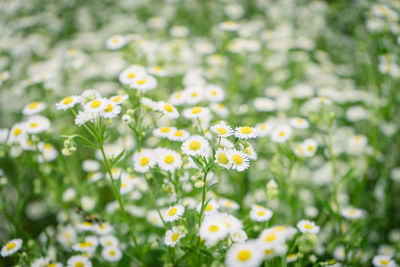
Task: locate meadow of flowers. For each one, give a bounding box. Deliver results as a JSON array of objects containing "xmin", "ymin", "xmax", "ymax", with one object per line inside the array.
[{"xmin": 1, "ymin": 0, "xmax": 400, "ymax": 266}]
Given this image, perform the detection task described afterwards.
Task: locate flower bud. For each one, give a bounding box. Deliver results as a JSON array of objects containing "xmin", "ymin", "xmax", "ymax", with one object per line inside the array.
[
  {"xmin": 296, "ymin": 233, "xmax": 318, "ymax": 253},
  {"xmin": 122, "ymin": 114, "xmax": 132, "ymax": 123}
]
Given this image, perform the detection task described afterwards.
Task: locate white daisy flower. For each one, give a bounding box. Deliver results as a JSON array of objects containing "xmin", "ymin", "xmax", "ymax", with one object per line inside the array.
[
  {"xmin": 230, "ymin": 229, "xmax": 248, "ymax": 243},
  {"xmin": 234, "ymin": 126, "xmax": 258, "ymax": 139},
  {"xmin": 1, "ymin": 238, "xmax": 23, "ymax": 257},
  {"xmin": 162, "ymin": 204, "xmax": 185, "ymax": 222},
  {"xmin": 196, "ymin": 199, "xmax": 220, "ymax": 215},
  {"xmin": 31, "ymin": 257, "xmax": 62, "ymax": 267},
  {"xmin": 141, "ymin": 97, "xmax": 159, "ymax": 110},
  {"xmin": 255, "ymin": 122, "xmax": 273, "ymax": 137},
  {"xmin": 130, "ymin": 75, "xmax": 158, "ymax": 92},
  {"xmin": 72, "ymin": 236, "xmax": 98, "ymax": 253},
  {"xmin": 38, "ymin": 142, "xmax": 58, "ymax": 161},
  {"xmin": 219, "ymin": 198, "xmax": 240, "ymax": 211},
  {"xmin": 181, "ymin": 135, "xmax": 210, "ymax": 157},
  {"xmin": 219, "ymin": 21, "xmax": 239, "ymax": 32},
  {"xmin": 183, "ymin": 106, "xmax": 210, "ymax": 119},
  {"xmin": 289, "ymin": 117, "xmax": 310, "ymax": 129},
  {"xmin": 26, "ymin": 115, "xmax": 50, "ymax": 134},
  {"xmin": 120, "ymin": 177, "xmax": 135, "ymax": 195},
  {"xmin": 75, "ymin": 111, "xmax": 98, "ymax": 126},
  {"xmin": 210, "ymin": 122, "xmax": 234, "ymax": 137},
  {"xmin": 258, "ymin": 229, "xmax": 285, "ymax": 246},
  {"xmin": 100, "ymin": 100, "xmax": 121, "ymax": 119},
  {"xmin": 243, "ymin": 144, "xmax": 257, "ymax": 160},
  {"xmin": 169, "ymin": 91, "xmax": 187, "ymax": 106},
  {"xmin": 225, "ymin": 241, "xmax": 264, "ymax": 267},
  {"xmin": 167, "ymin": 128, "xmax": 190, "ymax": 142},
  {"xmin": 261, "ymin": 243, "xmax": 288, "ymax": 260},
  {"xmin": 148, "ymin": 66, "xmax": 168, "ymax": 77},
  {"xmin": 66, "ymin": 255, "xmax": 92, "ymax": 267},
  {"xmin": 94, "ymin": 222, "xmax": 114, "ymax": 235},
  {"xmin": 8, "ymin": 123, "xmax": 27, "ymax": 143},
  {"xmin": 106, "ymin": 34, "xmax": 129, "ymax": 50},
  {"xmin": 56, "ymin": 95, "xmax": 82, "ymax": 111},
  {"xmin": 210, "ymin": 103, "xmax": 229, "ymax": 117},
  {"xmin": 110, "ymin": 94, "xmax": 128, "ymax": 105},
  {"xmin": 57, "ymin": 225, "xmax": 77, "ymax": 247},
  {"xmin": 199, "ymin": 213, "xmax": 229, "ymax": 246},
  {"xmin": 287, "ymin": 253, "xmax": 298, "ymax": 263},
  {"xmin": 227, "ymin": 149, "xmax": 249, "ymax": 172},
  {"xmin": 215, "ymin": 149, "xmax": 232, "ymax": 169},
  {"xmin": 119, "ymin": 65, "xmax": 147, "ymax": 85},
  {"xmin": 254, "ymin": 97, "xmax": 276, "ymax": 112},
  {"xmin": 205, "ymin": 84, "xmax": 225, "ymax": 102},
  {"xmin": 302, "ymin": 139, "xmax": 318, "ymax": 157},
  {"xmin": 270, "ymin": 124, "xmax": 292, "ymax": 143},
  {"xmin": 157, "ymin": 101, "xmax": 179, "ymax": 119},
  {"xmin": 133, "ymin": 149, "xmax": 156, "ymax": 173},
  {"xmin": 157, "ymin": 149, "xmax": 182, "ymax": 172},
  {"xmin": 297, "ymin": 220, "xmax": 320, "ymax": 234},
  {"xmin": 340, "ymin": 207, "xmax": 364, "ymax": 220},
  {"xmin": 147, "ymin": 210, "xmax": 164, "ymax": 228},
  {"xmin": 81, "ymin": 89, "xmax": 102, "ymax": 101},
  {"xmin": 372, "ymin": 255, "xmax": 396, "ymax": 267},
  {"xmin": 153, "ymin": 126, "xmax": 177, "ymax": 138},
  {"xmin": 249, "ymin": 205, "xmax": 273, "ymax": 222},
  {"xmin": 99, "ymin": 235, "xmax": 119, "ymax": 247},
  {"xmin": 84, "ymin": 98, "xmax": 108, "ymax": 114},
  {"xmin": 184, "ymin": 86, "xmax": 204, "ymax": 105},
  {"xmin": 164, "ymin": 227, "xmax": 185, "ymax": 247},
  {"xmin": 76, "ymin": 221, "xmax": 95, "ymax": 232},
  {"xmin": 22, "ymin": 101, "xmax": 47, "ymax": 116},
  {"xmin": 101, "ymin": 246, "xmax": 122, "ymax": 262}
]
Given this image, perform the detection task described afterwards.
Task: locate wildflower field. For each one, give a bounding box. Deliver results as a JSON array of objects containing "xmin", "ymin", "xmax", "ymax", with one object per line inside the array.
[{"xmin": 1, "ymin": 0, "xmax": 400, "ymax": 266}]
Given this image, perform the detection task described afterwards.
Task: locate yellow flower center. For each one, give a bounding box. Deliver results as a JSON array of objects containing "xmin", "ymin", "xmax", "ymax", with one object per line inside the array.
[
  {"xmin": 168, "ymin": 207, "xmax": 178, "ymax": 216},
  {"xmin": 47, "ymin": 263, "xmax": 56, "ymax": 267},
  {"xmin": 128, "ymin": 72, "xmax": 135, "ymax": 79},
  {"xmin": 90, "ymin": 100, "xmax": 101, "ymax": 108},
  {"xmin": 205, "ymin": 204, "xmax": 213, "ymax": 211},
  {"xmin": 75, "ymin": 262, "xmax": 84, "ymax": 267},
  {"xmin": 264, "ymin": 234, "xmax": 277, "ymax": 242},
  {"xmin": 209, "ymin": 225, "xmax": 219, "ymax": 232},
  {"xmin": 279, "ymin": 131, "xmax": 285, "ymax": 137},
  {"xmin": 348, "ymin": 210, "xmax": 356, "ymax": 215},
  {"xmin": 217, "ymin": 128, "xmax": 227, "ymax": 135},
  {"xmin": 218, "ymin": 153, "xmax": 229, "ymax": 165},
  {"xmin": 112, "ymin": 38, "xmax": 119, "ymax": 44},
  {"xmin": 174, "ymin": 130, "xmax": 183, "ymax": 137},
  {"xmin": 307, "ymin": 145, "xmax": 314, "ymax": 151},
  {"xmin": 232, "ymin": 155, "xmax": 243, "ymax": 165},
  {"xmin": 105, "ymin": 241, "xmax": 112, "ymax": 246},
  {"xmin": 44, "ymin": 143, "xmax": 52, "ymax": 150},
  {"xmin": 188, "ymin": 140, "xmax": 201, "ymax": 151},
  {"xmin": 260, "ymin": 124, "xmax": 267, "ymax": 130},
  {"xmin": 304, "ymin": 223, "xmax": 313, "ymax": 229},
  {"xmin": 103, "ymin": 104, "xmax": 113, "ymax": 112},
  {"xmin": 136, "ymin": 79, "xmax": 147, "ymax": 85},
  {"xmin": 63, "ymin": 97, "xmax": 73, "ymax": 105},
  {"xmin": 257, "ymin": 210, "xmax": 266, "ymax": 216},
  {"xmin": 164, "ymin": 104, "xmax": 173, "ymax": 113},
  {"xmin": 161, "ymin": 127, "xmax": 170, "ymax": 133},
  {"xmin": 154, "ymin": 66, "xmax": 162, "ymax": 71},
  {"xmin": 211, "ymin": 90, "xmax": 217, "ymax": 96},
  {"xmin": 265, "ymin": 249, "xmax": 274, "ymax": 255},
  {"xmin": 176, "ymin": 92, "xmax": 182, "ymax": 99},
  {"xmin": 240, "ymin": 127, "xmax": 252, "ymax": 134},
  {"xmin": 226, "ymin": 201, "xmax": 232, "ymax": 207},
  {"xmin": 171, "ymin": 233, "xmax": 180, "ymax": 242},
  {"xmin": 30, "ymin": 122, "xmax": 38, "ymax": 128},
  {"xmin": 191, "ymin": 107, "xmax": 202, "ymax": 114},
  {"xmin": 109, "ymin": 250, "xmax": 116, "ymax": 256},
  {"xmin": 6, "ymin": 242, "xmax": 16, "ymax": 251},
  {"xmin": 113, "ymin": 96, "xmax": 121, "ymax": 102},
  {"xmin": 83, "ymin": 221, "xmax": 92, "ymax": 226},
  {"xmin": 237, "ymin": 250, "xmax": 251, "ymax": 262},
  {"xmin": 29, "ymin": 102, "xmax": 39, "ymax": 109},
  {"xmin": 140, "ymin": 157, "xmax": 150, "ymax": 166},
  {"xmin": 13, "ymin": 128, "xmax": 22, "ymax": 136},
  {"xmin": 164, "ymin": 155, "xmax": 175, "ymax": 164},
  {"xmin": 191, "ymin": 92, "xmax": 197, "ymax": 97},
  {"xmin": 380, "ymin": 260, "xmax": 389, "ymax": 265}
]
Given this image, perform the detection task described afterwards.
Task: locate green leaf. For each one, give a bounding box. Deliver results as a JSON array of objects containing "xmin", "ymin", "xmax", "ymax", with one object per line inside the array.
[{"xmin": 190, "ymin": 156, "xmax": 204, "ymax": 169}]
